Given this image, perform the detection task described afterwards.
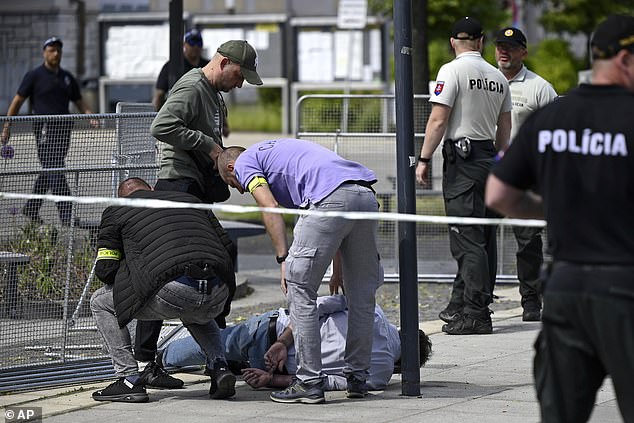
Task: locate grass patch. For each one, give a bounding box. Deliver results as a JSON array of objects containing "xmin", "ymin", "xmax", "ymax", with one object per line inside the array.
[
  {"xmin": 417, "ymin": 195, "xmax": 446, "ymax": 215},
  {"xmin": 378, "ymin": 194, "xmax": 445, "ymax": 216},
  {"xmin": 228, "ymin": 103, "xmax": 282, "ymax": 132}
]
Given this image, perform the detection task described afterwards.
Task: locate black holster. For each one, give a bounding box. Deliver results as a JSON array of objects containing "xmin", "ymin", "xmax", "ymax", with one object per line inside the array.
[
  {"xmin": 454, "ymin": 137, "xmax": 472, "ymax": 160},
  {"xmin": 442, "ymin": 139, "xmax": 456, "ymax": 164}
]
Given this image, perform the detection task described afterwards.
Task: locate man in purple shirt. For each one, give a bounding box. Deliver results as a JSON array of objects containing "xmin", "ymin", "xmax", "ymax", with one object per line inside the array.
[{"xmin": 217, "ymin": 138, "xmax": 381, "ymax": 404}]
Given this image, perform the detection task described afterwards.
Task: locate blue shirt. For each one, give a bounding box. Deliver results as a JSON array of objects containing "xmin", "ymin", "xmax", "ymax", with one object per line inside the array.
[
  {"xmin": 17, "ymin": 64, "xmax": 81, "ymax": 115},
  {"xmin": 234, "ymin": 138, "xmax": 377, "ymax": 208}
]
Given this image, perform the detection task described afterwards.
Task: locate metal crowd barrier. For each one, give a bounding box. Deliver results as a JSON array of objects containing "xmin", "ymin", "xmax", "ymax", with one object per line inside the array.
[
  {"xmin": 0, "ymin": 110, "xmax": 268, "ymax": 391},
  {"xmin": 295, "ymin": 93, "xmax": 544, "ymax": 281},
  {"xmin": 0, "ymin": 100, "xmax": 543, "ymax": 391},
  {"xmin": 0, "ymin": 112, "xmax": 159, "ymax": 389}
]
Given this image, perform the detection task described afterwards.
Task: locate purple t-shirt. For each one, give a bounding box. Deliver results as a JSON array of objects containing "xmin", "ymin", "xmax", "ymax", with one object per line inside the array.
[{"xmin": 234, "ymin": 139, "xmax": 377, "ymax": 208}]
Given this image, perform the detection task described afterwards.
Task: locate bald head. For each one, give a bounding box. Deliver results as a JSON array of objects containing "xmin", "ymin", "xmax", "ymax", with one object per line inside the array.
[
  {"xmin": 218, "ymin": 146, "xmax": 245, "ymax": 170},
  {"xmin": 451, "ymin": 37, "xmax": 483, "ymax": 55},
  {"xmin": 118, "ymin": 178, "xmax": 152, "ymax": 198},
  {"xmin": 217, "ymin": 146, "xmax": 246, "ymax": 194}
]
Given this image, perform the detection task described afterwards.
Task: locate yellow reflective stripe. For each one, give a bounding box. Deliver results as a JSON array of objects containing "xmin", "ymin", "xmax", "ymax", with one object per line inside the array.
[
  {"xmin": 247, "ymin": 176, "xmax": 268, "ymax": 193},
  {"xmin": 97, "ymin": 248, "xmax": 121, "ymax": 261}
]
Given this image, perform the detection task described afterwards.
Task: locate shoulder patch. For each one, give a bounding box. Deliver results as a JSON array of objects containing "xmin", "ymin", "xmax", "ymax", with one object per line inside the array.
[{"xmin": 434, "ymin": 81, "xmax": 445, "ymax": 96}]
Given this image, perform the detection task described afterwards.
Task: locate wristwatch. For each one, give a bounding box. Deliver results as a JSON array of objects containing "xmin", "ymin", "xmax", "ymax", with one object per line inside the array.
[
  {"xmin": 418, "ymin": 156, "xmax": 431, "ymax": 163},
  {"xmin": 276, "ymin": 252, "xmax": 289, "ymax": 264}
]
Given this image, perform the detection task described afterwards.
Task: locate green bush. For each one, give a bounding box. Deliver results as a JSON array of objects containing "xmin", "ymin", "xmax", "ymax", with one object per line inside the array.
[
  {"xmin": 428, "ymin": 39, "xmax": 455, "ymax": 79},
  {"xmin": 4, "ymin": 224, "xmax": 93, "ymax": 301},
  {"xmin": 227, "ymin": 87, "xmax": 283, "ymax": 132},
  {"xmin": 298, "ymin": 90, "xmax": 385, "ymax": 133},
  {"xmin": 228, "ymin": 103, "xmax": 282, "ymax": 132},
  {"xmin": 258, "ymin": 86, "xmax": 282, "ymax": 107},
  {"xmin": 525, "ymin": 39, "xmax": 582, "ymax": 94}
]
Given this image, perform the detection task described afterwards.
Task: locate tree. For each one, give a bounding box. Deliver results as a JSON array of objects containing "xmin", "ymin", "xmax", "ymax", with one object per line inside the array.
[
  {"xmin": 534, "ymin": 0, "xmax": 634, "ymax": 36},
  {"xmin": 530, "ymin": 0, "xmax": 634, "ymax": 66},
  {"xmin": 369, "ymin": 0, "xmax": 510, "ymax": 93}
]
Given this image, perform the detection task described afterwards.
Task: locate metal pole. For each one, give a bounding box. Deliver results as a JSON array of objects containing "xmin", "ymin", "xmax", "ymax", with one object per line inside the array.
[
  {"xmin": 393, "ymin": 0, "xmax": 420, "ymax": 396},
  {"xmin": 168, "ymin": 0, "xmax": 184, "ymax": 89}
]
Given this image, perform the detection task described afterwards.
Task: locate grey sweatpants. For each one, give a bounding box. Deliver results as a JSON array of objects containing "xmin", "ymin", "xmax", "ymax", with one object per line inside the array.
[{"xmin": 285, "ymin": 183, "xmax": 381, "ymax": 384}]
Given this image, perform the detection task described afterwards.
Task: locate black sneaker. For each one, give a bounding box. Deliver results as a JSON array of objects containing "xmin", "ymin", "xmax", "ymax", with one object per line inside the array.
[
  {"xmin": 270, "ymin": 379, "xmax": 325, "ymax": 404},
  {"xmin": 438, "ymin": 304, "xmax": 463, "ymax": 323},
  {"xmin": 139, "ymin": 361, "xmax": 184, "ymax": 389},
  {"xmin": 206, "ymin": 362, "xmax": 236, "ymax": 399},
  {"xmin": 443, "ymin": 314, "xmax": 492, "ymax": 335},
  {"xmin": 522, "ymin": 308, "xmax": 541, "ymax": 322},
  {"xmin": 346, "ymin": 375, "xmax": 368, "ymax": 399},
  {"xmin": 92, "ymin": 377, "xmax": 149, "ymax": 403}
]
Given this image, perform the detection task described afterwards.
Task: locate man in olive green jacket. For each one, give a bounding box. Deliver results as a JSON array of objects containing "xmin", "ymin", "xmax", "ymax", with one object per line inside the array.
[{"xmin": 137, "ymin": 40, "xmax": 262, "ymax": 389}]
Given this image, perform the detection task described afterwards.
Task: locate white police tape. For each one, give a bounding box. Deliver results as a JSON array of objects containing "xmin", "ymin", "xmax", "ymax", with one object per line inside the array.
[{"xmin": 0, "ymin": 192, "xmax": 546, "ymax": 227}]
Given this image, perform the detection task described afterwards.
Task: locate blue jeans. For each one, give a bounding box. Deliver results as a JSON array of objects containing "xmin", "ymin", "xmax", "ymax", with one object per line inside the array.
[
  {"xmin": 286, "ymin": 183, "xmax": 381, "ymax": 384},
  {"xmin": 91, "ymin": 280, "xmax": 228, "ymax": 378},
  {"xmin": 162, "ymin": 311, "xmax": 276, "ymax": 370}
]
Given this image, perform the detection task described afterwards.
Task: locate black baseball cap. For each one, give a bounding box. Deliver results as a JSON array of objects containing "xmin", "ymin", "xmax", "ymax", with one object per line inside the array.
[
  {"xmin": 495, "ymin": 27, "xmax": 527, "ymax": 48},
  {"xmin": 43, "ymin": 36, "xmax": 63, "ymax": 50},
  {"xmin": 591, "ymin": 14, "xmax": 634, "ymax": 59},
  {"xmin": 217, "ymin": 40, "xmax": 263, "ymax": 86},
  {"xmin": 184, "ymin": 29, "xmax": 203, "ymax": 47},
  {"xmin": 452, "ymin": 17, "xmax": 483, "ymax": 40}
]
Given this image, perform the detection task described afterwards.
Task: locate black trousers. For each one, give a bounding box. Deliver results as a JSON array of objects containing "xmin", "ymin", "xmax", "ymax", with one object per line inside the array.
[
  {"xmin": 513, "ymin": 225, "xmax": 543, "ymax": 307},
  {"xmin": 24, "ymin": 121, "xmax": 73, "ymax": 223},
  {"xmin": 133, "ymin": 178, "xmax": 236, "ymax": 362},
  {"xmin": 534, "ymin": 262, "xmax": 634, "ymax": 422},
  {"xmin": 443, "ymin": 141, "xmax": 497, "ymax": 319}
]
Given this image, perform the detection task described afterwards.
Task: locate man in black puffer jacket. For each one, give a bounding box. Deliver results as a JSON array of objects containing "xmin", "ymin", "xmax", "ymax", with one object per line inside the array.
[{"xmin": 90, "ymin": 178, "xmax": 236, "ymax": 403}]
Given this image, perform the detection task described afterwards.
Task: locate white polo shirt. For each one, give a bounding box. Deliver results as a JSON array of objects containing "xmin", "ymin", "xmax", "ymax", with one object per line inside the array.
[
  {"xmin": 431, "ymin": 51, "xmax": 512, "ymax": 141},
  {"xmin": 506, "ymin": 64, "xmax": 557, "ymax": 140}
]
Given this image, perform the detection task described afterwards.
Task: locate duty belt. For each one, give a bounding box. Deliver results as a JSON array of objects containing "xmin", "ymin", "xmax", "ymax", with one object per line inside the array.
[
  {"xmin": 174, "ymin": 275, "xmax": 223, "ymax": 295},
  {"xmin": 444, "ymin": 137, "xmax": 494, "ymax": 163}
]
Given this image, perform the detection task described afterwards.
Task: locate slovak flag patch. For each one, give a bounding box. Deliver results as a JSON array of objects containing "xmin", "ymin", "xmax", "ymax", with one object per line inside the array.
[{"xmin": 434, "ymin": 81, "xmax": 445, "ymax": 96}]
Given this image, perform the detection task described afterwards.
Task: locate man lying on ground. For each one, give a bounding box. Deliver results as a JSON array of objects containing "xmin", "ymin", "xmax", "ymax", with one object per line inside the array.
[{"xmin": 159, "ymin": 294, "xmax": 432, "ymax": 391}]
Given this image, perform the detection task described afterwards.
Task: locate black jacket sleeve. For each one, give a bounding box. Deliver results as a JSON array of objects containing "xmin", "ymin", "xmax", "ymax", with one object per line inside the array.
[{"xmin": 95, "ymin": 207, "xmax": 124, "ymax": 285}]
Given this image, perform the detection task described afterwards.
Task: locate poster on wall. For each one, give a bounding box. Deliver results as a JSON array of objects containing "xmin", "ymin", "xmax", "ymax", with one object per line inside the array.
[
  {"xmin": 201, "ymin": 28, "xmax": 245, "ymax": 57},
  {"xmin": 298, "ymin": 31, "xmax": 334, "ymax": 82},
  {"xmin": 105, "ymin": 24, "xmax": 169, "ymax": 79},
  {"xmin": 334, "ymin": 30, "xmax": 363, "ymax": 80}
]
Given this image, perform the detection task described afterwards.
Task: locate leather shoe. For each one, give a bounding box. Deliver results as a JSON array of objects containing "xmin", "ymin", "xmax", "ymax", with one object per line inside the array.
[
  {"xmin": 438, "ymin": 304, "xmax": 463, "ymax": 323},
  {"xmin": 522, "ymin": 308, "xmax": 541, "ymax": 322},
  {"xmin": 443, "ymin": 314, "xmax": 492, "ymax": 335}
]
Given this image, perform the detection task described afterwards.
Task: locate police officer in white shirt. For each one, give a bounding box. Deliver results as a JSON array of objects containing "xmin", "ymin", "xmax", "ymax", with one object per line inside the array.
[
  {"xmin": 495, "ymin": 26, "xmax": 557, "ymax": 322},
  {"xmin": 416, "ymin": 16, "xmax": 512, "ymax": 335}
]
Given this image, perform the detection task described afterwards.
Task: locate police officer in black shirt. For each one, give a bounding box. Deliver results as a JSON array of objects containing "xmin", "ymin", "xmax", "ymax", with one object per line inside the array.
[
  {"xmin": 486, "ymin": 14, "xmax": 634, "ymax": 423},
  {"xmin": 2, "ymin": 36, "xmax": 94, "ymax": 226},
  {"xmin": 152, "ymin": 29, "xmax": 230, "ymax": 135},
  {"xmin": 153, "ymin": 30, "xmax": 209, "ymax": 111}
]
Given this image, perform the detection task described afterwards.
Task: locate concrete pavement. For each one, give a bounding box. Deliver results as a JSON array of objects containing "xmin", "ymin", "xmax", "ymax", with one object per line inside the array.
[{"xmin": 0, "ymin": 275, "xmax": 622, "ymax": 423}]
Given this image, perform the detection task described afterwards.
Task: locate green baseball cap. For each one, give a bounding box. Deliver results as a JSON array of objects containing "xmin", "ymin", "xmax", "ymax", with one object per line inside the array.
[{"xmin": 217, "ymin": 40, "xmax": 263, "ymax": 86}]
